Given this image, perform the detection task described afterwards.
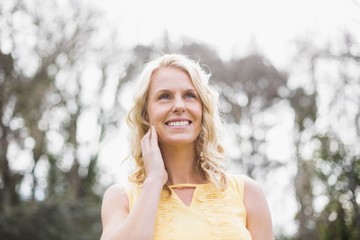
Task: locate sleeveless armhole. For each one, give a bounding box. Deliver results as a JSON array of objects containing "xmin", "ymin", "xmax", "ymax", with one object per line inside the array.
[
  {"xmin": 228, "ymin": 174, "xmax": 247, "ymax": 221},
  {"xmin": 234, "ymin": 174, "xmax": 246, "ymax": 202}
]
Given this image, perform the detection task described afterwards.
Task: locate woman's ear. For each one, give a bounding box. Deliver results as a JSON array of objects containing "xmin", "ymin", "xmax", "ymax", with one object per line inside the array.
[{"xmin": 144, "ymin": 111, "xmax": 150, "ymax": 122}]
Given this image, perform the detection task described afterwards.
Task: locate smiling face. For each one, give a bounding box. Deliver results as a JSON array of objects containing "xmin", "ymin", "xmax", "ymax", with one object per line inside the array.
[{"xmin": 146, "ymin": 67, "xmax": 203, "ymax": 146}]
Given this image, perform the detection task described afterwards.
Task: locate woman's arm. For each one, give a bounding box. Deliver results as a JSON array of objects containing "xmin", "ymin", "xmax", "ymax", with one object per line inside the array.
[
  {"xmin": 100, "ymin": 126, "xmax": 167, "ymax": 240},
  {"xmin": 100, "ymin": 178, "xmax": 164, "ymax": 240},
  {"xmin": 244, "ymin": 177, "xmax": 274, "ymax": 240}
]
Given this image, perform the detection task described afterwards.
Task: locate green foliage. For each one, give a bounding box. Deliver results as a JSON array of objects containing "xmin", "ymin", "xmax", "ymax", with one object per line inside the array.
[
  {"xmin": 291, "ymin": 30, "xmax": 360, "ymax": 240},
  {"xmin": 310, "ymin": 135, "xmax": 360, "ymax": 240},
  {"xmin": 0, "ymin": 200, "xmax": 102, "ymax": 240},
  {"xmin": 313, "ymin": 201, "xmax": 359, "ymax": 240}
]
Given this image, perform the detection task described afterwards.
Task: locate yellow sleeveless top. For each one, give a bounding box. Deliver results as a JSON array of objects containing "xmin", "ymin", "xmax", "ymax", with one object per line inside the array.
[{"xmin": 126, "ymin": 174, "xmax": 252, "ymax": 240}]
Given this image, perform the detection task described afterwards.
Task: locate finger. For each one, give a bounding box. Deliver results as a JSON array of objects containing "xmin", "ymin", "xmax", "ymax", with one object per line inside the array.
[{"xmin": 150, "ymin": 125, "xmax": 158, "ymax": 146}]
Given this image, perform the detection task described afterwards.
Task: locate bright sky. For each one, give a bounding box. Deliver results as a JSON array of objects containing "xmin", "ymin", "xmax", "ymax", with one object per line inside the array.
[
  {"xmin": 91, "ymin": 0, "xmax": 359, "ymax": 236},
  {"xmin": 93, "ymin": 0, "xmax": 358, "ymax": 70}
]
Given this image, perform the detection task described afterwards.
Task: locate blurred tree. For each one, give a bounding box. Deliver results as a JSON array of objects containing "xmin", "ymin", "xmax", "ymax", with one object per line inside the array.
[
  {"xmin": 0, "ymin": 0, "xmax": 127, "ymax": 205},
  {"xmin": 289, "ymin": 87, "xmax": 318, "ymax": 240},
  {"xmin": 291, "ymin": 31, "xmax": 360, "ymax": 239},
  {"xmin": 0, "ymin": 0, "xmax": 124, "ymax": 239},
  {"xmin": 222, "ymin": 54, "xmax": 287, "ymax": 178},
  {"xmin": 0, "ymin": 0, "xmax": 93, "ymax": 208}
]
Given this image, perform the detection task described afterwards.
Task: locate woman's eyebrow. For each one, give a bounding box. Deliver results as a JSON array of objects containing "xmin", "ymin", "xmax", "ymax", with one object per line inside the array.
[
  {"xmin": 154, "ymin": 89, "xmax": 171, "ymax": 94},
  {"xmin": 154, "ymin": 88, "xmax": 197, "ymax": 94},
  {"xmin": 184, "ymin": 88, "xmax": 197, "ymax": 92}
]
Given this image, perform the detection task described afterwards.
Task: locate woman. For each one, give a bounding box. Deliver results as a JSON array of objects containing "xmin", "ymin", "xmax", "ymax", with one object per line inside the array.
[{"xmin": 100, "ymin": 53, "xmax": 274, "ymax": 240}]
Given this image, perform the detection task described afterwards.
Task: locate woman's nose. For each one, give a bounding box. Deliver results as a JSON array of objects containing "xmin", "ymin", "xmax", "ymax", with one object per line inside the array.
[{"xmin": 172, "ymin": 98, "xmax": 185, "ymax": 113}]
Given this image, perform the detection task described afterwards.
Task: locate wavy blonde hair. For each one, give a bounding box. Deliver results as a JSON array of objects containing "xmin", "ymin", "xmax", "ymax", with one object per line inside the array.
[{"xmin": 126, "ymin": 53, "xmax": 228, "ymax": 190}]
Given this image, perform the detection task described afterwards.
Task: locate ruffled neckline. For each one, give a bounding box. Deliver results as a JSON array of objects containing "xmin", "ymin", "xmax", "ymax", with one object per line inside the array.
[{"xmin": 168, "ymin": 183, "xmax": 211, "ymax": 188}]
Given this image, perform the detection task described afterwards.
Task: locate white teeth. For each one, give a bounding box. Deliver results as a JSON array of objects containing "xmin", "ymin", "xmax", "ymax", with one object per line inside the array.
[{"xmin": 167, "ymin": 121, "xmax": 189, "ymax": 126}]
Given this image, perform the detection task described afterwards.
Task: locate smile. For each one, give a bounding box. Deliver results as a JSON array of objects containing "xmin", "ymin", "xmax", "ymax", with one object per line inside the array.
[{"xmin": 165, "ymin": 121, "xmax": 191, "ymax": 127}]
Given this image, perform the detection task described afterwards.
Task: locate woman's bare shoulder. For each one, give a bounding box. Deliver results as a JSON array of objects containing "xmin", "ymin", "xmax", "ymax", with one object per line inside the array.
[
  {"xmin": 243, "ymin": 176, "xmax": 274, "ymax": 239},
  {"xmin": 243, "ymin": 176, "xmax": 264, "ymax": 194},
  {"xmin": 102, "ymin": 183, "xmax": 129, "ymax": 213},
  {"xmin": 243, "ymin": 176, "xmax": 267, "ymax": 207},
  {"xmin": 104, "ymin": 183, "xmax": 127, "ymax": 193}
]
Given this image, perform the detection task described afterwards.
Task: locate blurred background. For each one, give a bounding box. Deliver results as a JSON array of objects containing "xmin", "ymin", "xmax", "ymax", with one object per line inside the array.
[{"xmin": 0, "ymin": 0, "xmax": 359, "ymax": 239}]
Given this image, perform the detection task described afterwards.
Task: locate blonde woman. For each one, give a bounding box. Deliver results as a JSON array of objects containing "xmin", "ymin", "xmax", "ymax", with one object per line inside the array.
[{"xmin": 100, "ymin": 54, "xmax": 274, "ymax": 240}]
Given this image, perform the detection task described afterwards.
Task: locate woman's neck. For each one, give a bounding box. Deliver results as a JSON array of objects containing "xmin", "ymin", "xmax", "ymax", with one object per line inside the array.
[{"xmin": 159, "ymin": 144, "xmax": 203, "ymax": 185}]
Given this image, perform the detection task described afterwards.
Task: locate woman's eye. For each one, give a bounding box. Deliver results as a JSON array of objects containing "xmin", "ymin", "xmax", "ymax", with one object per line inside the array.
[
  {"xmin": 159, "ymin": 94, "xmax": 170, "ymax": 100},
  {"xmin": 185, "ymin": 93, "xmax": 196, "ymax": 99}
]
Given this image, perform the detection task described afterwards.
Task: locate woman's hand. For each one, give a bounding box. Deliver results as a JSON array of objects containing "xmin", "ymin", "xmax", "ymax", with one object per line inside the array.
[
  {"xmin": 101, "ymin": 126, "xmax": 167, "ymax": 240},
  {"xmin": 141, "ymin": 125, "xmax": 168, "ymax": 185}
]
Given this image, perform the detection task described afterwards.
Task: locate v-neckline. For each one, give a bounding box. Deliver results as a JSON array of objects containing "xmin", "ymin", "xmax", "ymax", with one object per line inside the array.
[
  {"xmin": 169, "ymin": 183, "xmax": 209, "ymax": 207},
  {"xmin": 170, "ymin": 185, "xmax": 197, "ymax": 207}
]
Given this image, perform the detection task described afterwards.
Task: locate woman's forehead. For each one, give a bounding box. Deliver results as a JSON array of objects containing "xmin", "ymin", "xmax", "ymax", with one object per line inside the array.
[{"xmin": 149, "ymin": 67, "xmax": 195, "ymax": 91}]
